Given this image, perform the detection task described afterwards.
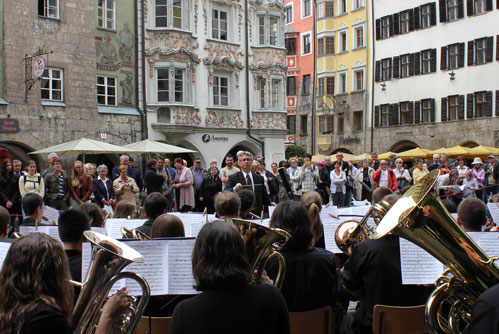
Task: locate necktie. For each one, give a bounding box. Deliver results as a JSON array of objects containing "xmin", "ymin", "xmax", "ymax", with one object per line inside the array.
[{"xmin": 246, "ymin": 173, "xmax": 253, "ymax": 191}]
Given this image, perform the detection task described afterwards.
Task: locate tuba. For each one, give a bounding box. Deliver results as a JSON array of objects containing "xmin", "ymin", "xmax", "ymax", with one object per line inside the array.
[
  {"xmin": 374, "ymin": 169, "xmax": 499, "ymax": 334},
  {"xmin": 72, "ymin": 231, "xmax": 151, "ymax": 334},
  {"xmin": 334, "ymin": 202, "xmax": 391, "ymax": 254},
  {"xmin": 231, "ymin": 218, "xmax": 291, "ymax": 288}
]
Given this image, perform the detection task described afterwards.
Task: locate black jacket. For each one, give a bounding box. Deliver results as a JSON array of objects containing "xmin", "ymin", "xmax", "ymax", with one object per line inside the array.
[
  {"xmin": 200, "ymin": 175, "xmax": 222, "ymax": 202},
  {"xmin": 226, "ymin": 171, "xmax": 270, "ymax": 215},
  {"xmin": 144, "ymin": 168, "xmax": 165, "ymax": 194},
  {"xmin": 92, "ymin": 177, "xmax": 115, "ymax": 207}
]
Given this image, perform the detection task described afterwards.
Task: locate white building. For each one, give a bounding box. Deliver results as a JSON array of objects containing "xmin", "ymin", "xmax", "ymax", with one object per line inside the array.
[
  {"xmin": 371, "ymin": 0, "xmax": 499, "ymax": 152},
  {"xmin": 137, "ymin": 0, "xmax": 288, "ymax": 165}
]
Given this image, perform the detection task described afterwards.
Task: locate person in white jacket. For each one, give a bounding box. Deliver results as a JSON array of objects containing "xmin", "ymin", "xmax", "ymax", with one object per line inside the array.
[
  {"xmin": 18, "ymin": 160, "xmax": 44, "ymax": 198},
  {"xmin": 330, "ymin": 161, "xmax": 347, "ymax": 207},
  {"xmin": 287, "ymin": 157, "xmax": 302, "ymax": 200}
]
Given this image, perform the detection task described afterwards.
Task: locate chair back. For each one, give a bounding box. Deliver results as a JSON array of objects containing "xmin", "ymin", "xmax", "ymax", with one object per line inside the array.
[
  {"xmin": 289, "ymin": 306, "xmax": 333, "ymax": 334},
  {"xmin": 372, "ymin": 304, "xmax": 427, "ymax": 334},
  {"xmin": 135, "ymin": 316, "xmax": 172, "ymax": 334}
]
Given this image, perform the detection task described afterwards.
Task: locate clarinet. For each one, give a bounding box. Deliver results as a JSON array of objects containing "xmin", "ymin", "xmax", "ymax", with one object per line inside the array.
[{"xmin": 277, "ymin": 167, "xmax": 294, "ymax": 200}]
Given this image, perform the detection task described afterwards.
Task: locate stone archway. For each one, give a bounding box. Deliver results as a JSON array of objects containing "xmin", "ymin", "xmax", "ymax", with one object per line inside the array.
[
  {"xmin": 390, "ymin": 140, "xmax": 419, "ymax": 153},
  {"xmin": 459, "ymin": 140, "xmax": 479, "ymax": 148},
  {"xmin": 331, "ymin": 147, "xmax": 353, "ymax": 155},
  {"xmin": 0, "ymin": 140, "xmax": 41, "ymax": 169}
]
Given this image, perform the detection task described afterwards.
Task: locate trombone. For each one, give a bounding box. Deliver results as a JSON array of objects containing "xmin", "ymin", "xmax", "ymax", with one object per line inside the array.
[{"xmin": 121, "ymin": 227, "xmax": 152, "ymax": 240}]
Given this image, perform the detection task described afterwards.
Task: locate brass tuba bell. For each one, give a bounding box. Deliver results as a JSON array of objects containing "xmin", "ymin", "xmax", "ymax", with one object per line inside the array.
[
  {"xmin": 231, "ymin": 218, "xmax": 291, "ymax": 288},
  {"xmin": 374, "ymin": 169, "xmax": 499, "ymax": 334},
  {"xmin": 72, "ymin": 231, "xmax": 151, "ymax": 334}
]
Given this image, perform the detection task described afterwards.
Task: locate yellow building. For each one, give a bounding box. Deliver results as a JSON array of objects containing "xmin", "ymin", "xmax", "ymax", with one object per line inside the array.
[{"xmin": 315, "ymin": 0, "xmax": 370, "ymax": 155}]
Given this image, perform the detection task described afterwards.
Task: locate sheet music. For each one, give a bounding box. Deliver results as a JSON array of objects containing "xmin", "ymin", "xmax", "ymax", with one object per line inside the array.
[
  {"xmin": 487, "ymin": 203, "xmax": 499, "ymax": 226},
  {"xmin": 322, "ymin": 216, "xmax": 349, "ymax": 254},
  {"xmin": 82, "ymin": 238, "xmax": 197, "ymax": 296},
  {"xmin": 42, "ymin": 205, "xmax": 60, "ymax": 224},
  {"xmin": 468, "ymin": 232, "xmax": 499, "ymax": 259},
  {"xmin": 268, "ymin": 206, "xmax": 276, "ymax": 218},
  {"xmin": 320, "ymin": 205, "xmax": 339, "ymax": 221},
  {"xmin": 91, "ymin": 227, "xmax": 107, "ymax": 235},
  {"xmin": 19, "ymin": 226, "xmax": 52, "ymax": 236},
  {"xmin": 0, "ymin": 242, "xmax": 12, "ymax": 270},
  {"xmin": 167, "ymin": 238, "xmax": 196, "ymax": 294},
  {"xmin": 352, "ymin": 200, "xmax": 371, "ymax": 207},
  {"xmin": 105, "ymin": 219, "xmax": 147, "ymax": 239},
  {"xmin": 399, "ymin": 238, "xmax": 444, "ymax": 285},
  {"xmin": 169, "ymin": 213, "xmax": 214, "ymax": 237},
  {"xmin": 338, "ymin": 205, "xmax": 371, "ymax": 217}
]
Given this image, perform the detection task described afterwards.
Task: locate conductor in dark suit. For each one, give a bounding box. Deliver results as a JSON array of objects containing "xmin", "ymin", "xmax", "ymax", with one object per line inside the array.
[{"xmin": 226, "ymin": 151, "xmax": 270, "ymax": 216}]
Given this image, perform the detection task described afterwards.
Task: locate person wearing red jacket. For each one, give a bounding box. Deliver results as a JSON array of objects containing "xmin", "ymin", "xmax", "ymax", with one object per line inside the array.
[{"xmin": 372, "ymin": 160, "xmax": 398, "ymax": 192}]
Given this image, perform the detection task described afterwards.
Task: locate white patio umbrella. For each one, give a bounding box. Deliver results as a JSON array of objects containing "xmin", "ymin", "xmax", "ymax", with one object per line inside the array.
[
  {"xmin": 123, "ymin": 139, "xmax": 196, "ymax": 154},
  {"xmin": 29, "ymin": 137, "xmax": 138, "ymax": 163}
]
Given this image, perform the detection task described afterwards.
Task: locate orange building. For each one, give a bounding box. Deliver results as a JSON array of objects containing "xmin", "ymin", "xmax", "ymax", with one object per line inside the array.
[{"xmin": 284, "ymin": 0, "xmax": 315, "ymax": 151}]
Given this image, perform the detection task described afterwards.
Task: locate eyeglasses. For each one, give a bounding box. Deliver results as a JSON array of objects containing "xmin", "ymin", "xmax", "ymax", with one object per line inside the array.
[
  {"xmin": 396, "ymin": 161, "xmax": 402, "ymax": 164},
  {"xmin": 241, "ymin": 158, "xmax": 252, "ymax": 162}
]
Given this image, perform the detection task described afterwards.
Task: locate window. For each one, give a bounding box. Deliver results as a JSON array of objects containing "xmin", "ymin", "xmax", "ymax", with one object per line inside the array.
[
  {"xmin": 318, "ymin": 3, "xmax": 324, "ymax": 18},
  {"xmin": 318, "ymin": 78, "xmax": 325, "ymax": 96},
  {"xmin": 382, "ymin": 58, "xmax": 391, "ymax": 81},
  {"xmin": 325, "ymin": 37, "xmax": 335, "ymax": 54},
  {"xmin": 287, "ymin": 115, "xmax": 296, "ymax": 134},
  {"xmin": 157, "ymin": 67, "xmax": 184, "ymax": 102},
  {"xmin": 337, "ymin": 117, "xmax": 344, "ymax": 133},
  {"xmin": 381, "ymin": 105, "xmax": 389, "ymax": 126},
  {"xmin": 326, "ymin": 77, "xmax": 335, "ymax": 95},
  {"xmin": 40, "ymin": 68, "xmax": 63, "ymax": 101},
  {"xmin": 285, "ymin": 5, "xmax": 293, "ymax": 23},
  {"xmin": 381, "ymin": 16, "xmax": 390, "ymax": 39},
  {"xmin": 473, "ymin": 0, "xmax": 486, "ymax": 14},
  {"xmin": 325, "ymin": 2, "xmax": 334, "ymax": 16},
  {"xmin": 97, "ymin": 76, "xmax": 116, "ymax": 105},
  {"xmin": 475, "ymin": 92, "xmax": 486, "ymax": 117},
  {"xmin": 258, "ymin": 15, "xmax": 280, "ymax": 46},
  {"xmin": 400, "ymin": 11, "xmax": 409, "ymax": 33},
  {"xmin": 421, "ymin": 50, "xmax": 431, "ymax": 74},
  {"xmin": 399, "ymin": 102, "xmax": 410, "ymax": 125},
  {"xmin": 400, "ymin": 54, "xmax": 410, "ymax": 78},
  {"xmin": 339, "ymin": 73, "xmax": 347, "ymax": 93},
  {"xmin": 155, "ymin": 0, "xmax": 183, "ymax": 28},
  {"xmin": 318, "ymin": 38, "xmax": 325, "ymax": 56},
  {"xmin": 213, "ymin": 76, "xmax": 228, "ymax": 106},
  {"xmin": 339, "ymin": 0, "xmax": 347, "ymax": 14},
  {"xmin": 287, "ymin": 77, "xmax": 296, "ymax": 95},
  {"xmin": 421, "ymin": 4, "xmax": 431, "ymax": 28},
  {"xmin": 38, "ymin": 0, "xmax": 59, "ymax": 19},
  {"xmin": 319, "ymin": 115, "xmax": 334, "ymax": 133},
  {"xmin": 271, "ymin": 79, "xmax": 280, "ymax": 109},
  {"xmin": 98, "ymin": 0, "xmax": 115, "ymax": 29},
  {"xmin": 448, "ymin": 95, "xmax": 458, "ymax": 120},
  {"xmin": 447, "ymin": 0, "xmax": 458, "ymax": 21},
  {"xmin": 353, "ymin": 0, "xmax": 363, "ymax": 9},
  {"xmin": 301, "ymin": 115, "xmax": 308, "ymax": 134},
  {"xmin": 354, "ymin": 70, "xmax": 363, "ymax": 91},
  {"xmin": 353, "ymin": 111, "xmax": 363, "ymax": 131},
  {"xmin": 340, "ymin": 31, "xmax": 347, "ymax": 52},
  {"xmin": 422, "ymin": 99, "xmax": 431, "ymax": 122},
  {"xmin": 212, "ymin": 9, "xmax": 228, "ymax": 40},
  {"xmin": 475, "ymin": 38, "xmax": 487, "ymax": 64},
  {"xmin": 302, "ymin": 75, "xmax": 311, "ymax": 94},
  {"xmin": 303, "ymin": 34, "xmax": 311, "ymax": 54},
  {"xmin": 303, "ymin": 0, "xmax": 311, "ymax": 17},
  {"xmin": 354, "ymin": 27, "xmax": 363, "ymax": 48},
  {"xmin": 448, "ymin": 44, "xmax": 459, "ymax": 69},
  {"xmin": 285, "ymin": 38, "xmax": 296, "ymax": 55},
  {"xmin": 259, "ymin": 77, "xmax": 267, "ymax": 108}
]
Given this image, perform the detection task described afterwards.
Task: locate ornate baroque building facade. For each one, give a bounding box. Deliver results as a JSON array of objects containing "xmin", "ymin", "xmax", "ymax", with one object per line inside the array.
[{"xmin": 141, "ymin": 0, "xmax": 288, "ymax": 165}]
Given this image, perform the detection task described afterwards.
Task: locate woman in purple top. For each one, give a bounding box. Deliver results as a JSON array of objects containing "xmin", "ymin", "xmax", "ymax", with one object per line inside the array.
[
  {"xmin": 471, "ymin": 157, "xmax": 485, "ymax": 202},
  {"xmin": 173, "ymin": 157, "xmax": 195, "ymax": 212}
]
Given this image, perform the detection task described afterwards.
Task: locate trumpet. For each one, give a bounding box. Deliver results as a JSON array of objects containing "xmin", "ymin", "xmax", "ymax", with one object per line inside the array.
[
  {"xmin": 72, "ymin": 231, "xmax": 151, "ymax": 334},
  {"xmin": 334, "ymin": 202, "xmax": 391, "ymax": 254},
  {"xmin": 121, "ymin": 227, "xmax": 152, "ymax": 240}
]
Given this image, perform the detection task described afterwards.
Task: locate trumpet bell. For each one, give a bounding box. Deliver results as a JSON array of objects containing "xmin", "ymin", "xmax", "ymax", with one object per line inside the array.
[{"xmin": 334, "ymin": 220, "xmax": 367, "ymax": 254}]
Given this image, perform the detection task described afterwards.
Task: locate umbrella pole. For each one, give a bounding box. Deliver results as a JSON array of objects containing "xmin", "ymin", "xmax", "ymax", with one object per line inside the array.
[{"xmin": 82, "ymin": 154, "xmax": 85, "ymax": 164}]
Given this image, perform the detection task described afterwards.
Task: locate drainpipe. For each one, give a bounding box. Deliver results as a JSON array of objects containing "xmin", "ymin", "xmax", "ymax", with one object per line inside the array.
[
  {"xmin": 369, "ymin": 0, "xmax": 375, "ymax": 153},
  {"xmin": 139, "ymin": 0, "xmax": 148, "ymax": 140},
  {"xmin": 311, "ymin": 0, "xmax": 317, "ymax": 155},
  {"xmin": 245, "ymin": 0, "xmax": 265, "ymax": 157}
]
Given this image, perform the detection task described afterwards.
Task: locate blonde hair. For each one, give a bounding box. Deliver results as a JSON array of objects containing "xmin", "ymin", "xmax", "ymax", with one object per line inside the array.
[{"xmin": 300, "ymin": 191, "xmax": 324, "ymax": 246}]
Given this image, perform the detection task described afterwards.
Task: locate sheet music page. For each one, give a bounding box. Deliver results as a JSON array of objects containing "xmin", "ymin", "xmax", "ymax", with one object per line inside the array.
[
  {"xmin": 171, "ymin": 213, "xmax": 208, "ymax": 237},
  {"xmin": 91, "ymin": 227, "xmax": 107, "ymax": 235},
  {"xmin": 268, "ymin": 206, "xmax": 276, "ymax": 218},
  {"xmin": 124, "ymin": 240, "xmax": 169, "ymax": 296},
  {"xmin": 42, "ymin": 205, "xmax": 60, "ymax": 224},
  {"xmin": 487, "ymin": 203, "xmax": 499, "ymax": 226},
  {"xmin": 352, "ymin": 200, "xmax": 371, "ymax": 207},
  {"xmin": 105, "ymin": 219, "xmax": 147, "ymax": 239},
  {"xmin": 19, "ymin": 225, "xmax": 51, "ymax": 236},
  {"xmin": 167, "ymin": 238, "xmax": 197, "ymax": 294},
  {"xmin": 321, "ymin": 205, "xmax": 339, "ymax": 219},
  {"xmin": 323, "ymin": 216, "xmax": 348, "ymax": 254},
  {"xmin": 0, "ymin": 242, "xmax": 12, "ymax": 270},
  {"xmin": 399, "ymin": 238, "xmax": 444, "ymax": 285},
  {"xmin": 468, "ymin": 232, "xmax": 499, "ymax": 259},
  {"xmin": 338, "ymin": 205, "xmax": 371, "ymax": 217},
  {"xmin": 46, "ymin": 226, "xmax": 62, "ymax": 242}
]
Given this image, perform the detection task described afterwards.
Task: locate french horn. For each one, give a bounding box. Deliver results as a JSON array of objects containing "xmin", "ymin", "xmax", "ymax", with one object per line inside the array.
[{"xmin": 374, "ymin": 169, "xmax": 499, "ymax": 334}]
